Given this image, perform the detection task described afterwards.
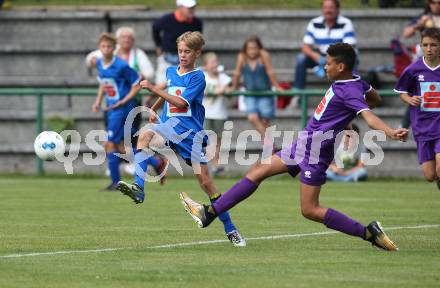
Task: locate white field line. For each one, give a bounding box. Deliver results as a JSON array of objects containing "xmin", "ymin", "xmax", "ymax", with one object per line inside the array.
[{"xmin": 1, "ymin": 224, "xmax": 439, "ymax": 259}]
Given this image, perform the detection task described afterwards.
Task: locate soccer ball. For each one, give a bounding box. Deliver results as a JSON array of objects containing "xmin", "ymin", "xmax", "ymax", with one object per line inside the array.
[{"xmin": 33, "ymin": 131, "xmax": 65, "ymax": 161}]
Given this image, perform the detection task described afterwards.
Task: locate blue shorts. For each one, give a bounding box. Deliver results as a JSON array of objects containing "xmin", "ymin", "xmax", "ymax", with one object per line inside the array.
[
  {"xmin": 151, "ymin": 119, "xmax": 208, "ymax": 166},
  {"xmin": 244, "ymin": 96, "xmax": 275, "ymax": 119},
  {"xmin": 107, "ymin": 112, "xmax": 136, "ymax": 144}
]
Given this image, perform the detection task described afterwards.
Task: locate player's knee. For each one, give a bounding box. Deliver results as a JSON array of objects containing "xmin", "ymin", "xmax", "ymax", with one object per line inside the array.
[
  {"xmin": 436, "ymin": 165, "xmax": 440, "ymax": 179},
  {"xmin": 424, "ymin": 171, "xmax": 436, "ymax": 182},
  {"xmin": 137, "ymin": 132, "xmax": 150, "ymax": 149},
  {"xmin": 105, "ymin": 141, "xmax": 117, "ymax": 152},
  {"xmin": 246, "ymin": 162, "xmax": 268, "ymax": 184},
  {"xmin": 301, "ymin": 205, "xmax": 320, "ymax": 221}
]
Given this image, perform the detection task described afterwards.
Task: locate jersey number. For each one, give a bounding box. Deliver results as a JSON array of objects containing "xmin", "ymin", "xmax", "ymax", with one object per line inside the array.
[{"xmin": 169, "ymin": 89, "xmax": 188, "ymax": 113}]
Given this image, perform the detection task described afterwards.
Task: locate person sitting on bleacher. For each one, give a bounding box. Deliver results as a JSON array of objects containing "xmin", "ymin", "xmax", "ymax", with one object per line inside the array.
[
  {"xmin": 326, "ymin": 124, "xmax": 368, "ymax": 182},
  {"xmin": 293, "ymin": 0, "xmax": 357, "ymax": 93}
]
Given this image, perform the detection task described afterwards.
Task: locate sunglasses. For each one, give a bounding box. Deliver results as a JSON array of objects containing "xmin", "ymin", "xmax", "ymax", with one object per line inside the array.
[{"xmin": 431, "ymin": 1, "xmax": 440, "ymax": 4}]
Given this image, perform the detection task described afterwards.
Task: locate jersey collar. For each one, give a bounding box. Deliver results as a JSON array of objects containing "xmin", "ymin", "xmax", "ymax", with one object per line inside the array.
[
  {"xmin": 422, "ymin": 57, "xmax": 440, "ymax": 71},
  {"xmin": 334, "ymin": 75, "xmax": 361, "ymax": 83},
  {"xmin": 102, "ymin": 56, "xmax": 116, "ymax": 70}
]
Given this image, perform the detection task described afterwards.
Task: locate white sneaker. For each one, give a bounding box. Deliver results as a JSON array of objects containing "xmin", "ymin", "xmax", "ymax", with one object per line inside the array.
[{"xmin": 227, "ymin": 230, "xmax": 246, "ymax": 247}]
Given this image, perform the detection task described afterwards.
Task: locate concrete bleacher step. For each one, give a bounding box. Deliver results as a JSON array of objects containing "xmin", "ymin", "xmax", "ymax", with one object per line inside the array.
[{"xmin": 0, "ymin": 9, "xmax": 421, "ymax": 87}]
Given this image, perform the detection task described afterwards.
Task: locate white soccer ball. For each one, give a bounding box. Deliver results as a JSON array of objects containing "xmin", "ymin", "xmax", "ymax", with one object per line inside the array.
[{"xmin": 33, "ymin": 131, "xmax": 65, "ymax": 161}]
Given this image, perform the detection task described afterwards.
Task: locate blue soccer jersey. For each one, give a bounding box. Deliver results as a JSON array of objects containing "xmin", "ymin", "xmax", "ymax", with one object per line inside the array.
[
  {"xmin": 96, "ymin": 56, "xmax": 141, "ymax": 116},
  {"xmin": 160, "ymin": 66, "xmax": 206, "ymax": 134},
  {"xmin": 153, "ymin": 66, "xmax": 207, "ymax": 164},
  {"xmin": 96, "ymin": 56, "xmax": 140, "ymax": 143}
]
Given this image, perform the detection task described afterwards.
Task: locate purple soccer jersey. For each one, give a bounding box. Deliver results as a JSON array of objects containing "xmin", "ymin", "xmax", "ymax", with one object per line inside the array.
[
  {"xmin": 278, "ymin": 75, "xmax": 371, "ymax": 186},
  {"xmin": 394, "ymin": 58, "xmax": 440, "ymax": 142}
]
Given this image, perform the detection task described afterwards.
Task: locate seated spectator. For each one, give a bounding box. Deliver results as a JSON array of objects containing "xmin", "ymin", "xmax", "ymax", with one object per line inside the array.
[
  {"xmin": 293, "ymin": 0, "xmax": 356, "ymax": 91},
  {"xmin": 326, "ymin": 124, "xmax": 368, "ymax": 182}
]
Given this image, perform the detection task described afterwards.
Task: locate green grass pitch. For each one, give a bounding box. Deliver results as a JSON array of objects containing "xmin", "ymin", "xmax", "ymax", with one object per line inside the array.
[{"xmin": 0, "ymin": 175, "xmax": 439, "ymax": 288}]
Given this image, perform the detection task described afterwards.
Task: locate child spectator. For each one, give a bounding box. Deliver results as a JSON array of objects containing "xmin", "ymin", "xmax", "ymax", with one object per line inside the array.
[
  {"xmin": 231, "ymin": 36, "xmax": 283, "ymax": 150},
  {"xmin": 202, "ymin": 52, "xmax": 231, "ymax": 176}
]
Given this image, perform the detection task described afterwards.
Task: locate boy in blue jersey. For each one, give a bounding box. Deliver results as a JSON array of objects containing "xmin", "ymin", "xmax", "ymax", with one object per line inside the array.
[
  {"xmin": 92, "ymin": 33, "xmax": 143, "ymax": 191},
  {"xmin": 181, "ymin": 43, "xmax": 408, "ymax": 251},
  {"xmin": 116, "ymin": 32, "xmax": 246, "ymax": 247}
]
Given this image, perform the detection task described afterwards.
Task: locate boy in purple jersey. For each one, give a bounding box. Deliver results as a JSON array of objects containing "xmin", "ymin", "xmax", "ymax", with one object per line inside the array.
[
  {"xmin": 116, "ymin": 32, "xmax": 246, "ymax": 247},
  {"xmin": 180, "ymin": 43, "xmax": 408, "ymax": 251},
  {"xmin": 395, "ymin": 28, "xmax": 440, "ymax": 190}
]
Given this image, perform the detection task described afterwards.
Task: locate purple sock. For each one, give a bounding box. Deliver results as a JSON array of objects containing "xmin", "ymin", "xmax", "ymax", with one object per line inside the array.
[
  {"xmin": 324, "ymin": 208, "xmax": 366, "ymax": 239},
  {"xmin": 212, "ymin": 177, "xmax": 258, "ymax": 214}
]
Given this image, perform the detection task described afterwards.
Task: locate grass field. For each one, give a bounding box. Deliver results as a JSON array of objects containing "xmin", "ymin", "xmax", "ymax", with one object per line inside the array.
[{"xmin": 0, "ymin": 175, "xmax": 439, "ymax": 288}]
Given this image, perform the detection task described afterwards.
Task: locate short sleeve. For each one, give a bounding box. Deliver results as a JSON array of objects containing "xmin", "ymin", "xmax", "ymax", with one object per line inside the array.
[
  {"xmin": 360, "ymin": 79, "xmax": 372, "ymax": 93},
  {"xmin": 343, "ymin": 86, "xmax": 370, "ymax": 115},
  {"xmin": 342, "ymin": 19, "xmax": 356, "ymax": 45},
  {"xmin": 303, "ymin": 20, "xmax": 315, "ymax": 45},
  {"xmin": 219, "ymin": 73, "xmax": 232, "ymax": 87},
  {"xmin": 394, "ymin": 66, "xmax": 415, "ymax": 95},
  {"xmin": 181, "ymin": 72, "xmax": 206, "ymax": 104},
  {"xmin": 136, "ymin": 49, "xmax": 154, "ymax": 80},
  {"xmin": 122, "ymin": 64, "xmax": 141, "ymax": 86}
]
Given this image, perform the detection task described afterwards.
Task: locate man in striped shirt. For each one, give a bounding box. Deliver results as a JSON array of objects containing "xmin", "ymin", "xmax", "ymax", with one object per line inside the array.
[{"xmin": 294, "ymin": 0, "xmax": 357, "ymax": 90}]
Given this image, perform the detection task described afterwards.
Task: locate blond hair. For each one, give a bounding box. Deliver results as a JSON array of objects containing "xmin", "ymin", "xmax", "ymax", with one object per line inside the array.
[
  {"xmin": 176, "ymin": 31, "xmax": 205, "ymax": 51},
  {"xmin": 202, "ymin": 52, "xmax": 217, "ymax": 65},
  {"xmin": 98, "ymin": 32, "xmax": 117, "ymax": 47},
  {"xmin": 115, "ymin": 26, "xmax": 136, "ymax": 40}
]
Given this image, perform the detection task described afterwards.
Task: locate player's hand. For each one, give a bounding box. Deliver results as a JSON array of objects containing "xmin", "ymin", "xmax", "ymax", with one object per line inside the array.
[
  {"xmin": 92, "ymin": 102, "xmax": 100, "ymax": 113},
  {"xmin": 390, "ymin": 128, "xmax": 409, "ymax": 142},
  {"xmin": 149, "ymin": 112, "xmax": 159, "ymax": 123},
  {"xmin": 407, "ymin": 95, "xmax": 422, "ymax": 107},
  {"xmin": 107, "ymin": 100, "xmax": 125, "ymax": 111},
  {"xmin": 140, "ymin": 80, "xmax": 153, "ymax": 90}
]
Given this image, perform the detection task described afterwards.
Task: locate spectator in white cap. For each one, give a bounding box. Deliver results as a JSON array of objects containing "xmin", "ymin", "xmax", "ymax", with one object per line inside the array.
[{"xmin": 152, "ymin": 0, "xmax": 202, "ymax": 85}]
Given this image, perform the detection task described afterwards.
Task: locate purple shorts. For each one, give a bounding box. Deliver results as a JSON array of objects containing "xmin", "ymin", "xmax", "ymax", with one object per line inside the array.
[
  {"xmin": 416, "ymin": 138, "xmax": 440, "ymax": 164},
  {"xmin": 276, "ymin": 138, "xmax": 334, "ymax": 187}
]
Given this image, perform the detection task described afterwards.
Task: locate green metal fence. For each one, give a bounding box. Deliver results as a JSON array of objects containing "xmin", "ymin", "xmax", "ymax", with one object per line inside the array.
[{"xmin": 0, "ymin": 88, "xmax": 399, "ymax": 174}]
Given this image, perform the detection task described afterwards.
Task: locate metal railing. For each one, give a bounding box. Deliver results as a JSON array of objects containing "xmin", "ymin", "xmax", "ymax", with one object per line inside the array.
[{"xmin": 0, "ymin": 88, "xmax": 399, "ymax": 174}]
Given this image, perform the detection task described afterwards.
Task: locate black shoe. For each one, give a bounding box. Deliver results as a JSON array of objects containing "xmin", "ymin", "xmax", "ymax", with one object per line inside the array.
[
  {"xmin": 117, "ymin": 181, "xmax": 144, "ymax": 204},
  {"xmin": 179, "ymin": 192, "xmax": 217, "ymax": 228},
  {"xmin": 101, "ymin": 183, "xmax": 118, "ymax": 192},
  {"xmin": 365, "ymin": 221, "xmax": 398, "ymax": 251},
  {"xmin": 436, "ymin": 179, "xmax": 440, "ymax": 190}
]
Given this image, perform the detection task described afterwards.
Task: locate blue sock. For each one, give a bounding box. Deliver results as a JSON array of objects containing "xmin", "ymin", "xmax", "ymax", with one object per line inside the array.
[
  {"xmin": 107, "ymin": 152, "xmax": 120, "ymax": 184},
  {"xmin": 147, "ymin": 155, "xmax": 160, "ymax": 173},
  {"xmin": 134, "ymin": 149, "xmax": 154, "ymax": 193},
  {"xmin": 210, "ymin": 195, "xmax": 236, "ymax": 234}
]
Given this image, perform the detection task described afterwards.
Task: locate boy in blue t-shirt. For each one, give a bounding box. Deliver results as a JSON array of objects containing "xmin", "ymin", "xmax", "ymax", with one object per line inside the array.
[
  {"xmin": 92, "ymin": 33, "xmax": 141, "ymax": 191},
  {"xmin": 116, "ymin": 32, "xmax": 246, "ymax": 247}
]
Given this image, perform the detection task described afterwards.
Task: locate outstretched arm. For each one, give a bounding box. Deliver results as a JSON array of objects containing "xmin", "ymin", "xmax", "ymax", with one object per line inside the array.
[
  {"xmin": 140, "ymin": 80, "xmax": 187, "ymax": 109},
  {"xmin": 360, "ymin": 110, "xmax": 408, "ymax": 141}
]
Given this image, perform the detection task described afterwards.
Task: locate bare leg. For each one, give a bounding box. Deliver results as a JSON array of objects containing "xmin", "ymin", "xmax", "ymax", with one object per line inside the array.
[{"xmin": 422, "ymin": 160, "xmax": 436, "ymax": 182}]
